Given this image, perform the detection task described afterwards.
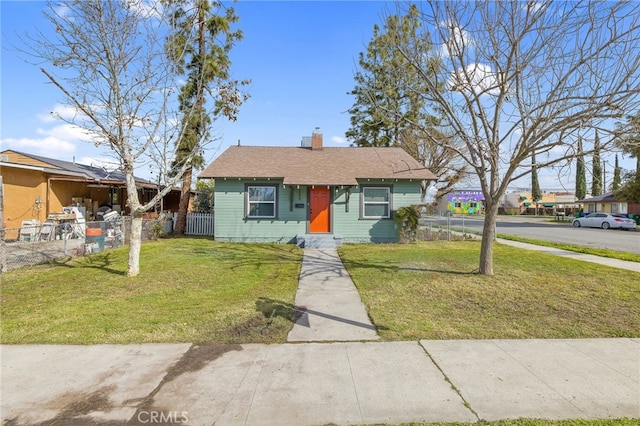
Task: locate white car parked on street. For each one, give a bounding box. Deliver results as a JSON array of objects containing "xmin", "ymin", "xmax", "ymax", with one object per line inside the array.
[{"xmin": 572, "ymin": 213, "xmax": 637, "ymax": 230}]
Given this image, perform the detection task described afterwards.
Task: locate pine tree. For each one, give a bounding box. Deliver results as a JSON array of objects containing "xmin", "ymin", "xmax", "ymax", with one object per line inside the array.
[
  {"xmin": 347, "ymin": 5, "xmax": 430, "ymax": 147},
  {"xmin": 166, "ymin": 0, "xmax": 248, "ymax": 235},
  {"xmin": 611, "ymin": 154, "xmax": 622, "ymax": 192},
  {"xmin": 531, "ymin": 152, "xmax": 542, "ymax": 213},
  {"xmin": 575, "ymin": 137, "xmax": 587, "ymax": 200},
  {"xmin": 591, "ymin": 132, "xmax": 603, "ymax": 196}
]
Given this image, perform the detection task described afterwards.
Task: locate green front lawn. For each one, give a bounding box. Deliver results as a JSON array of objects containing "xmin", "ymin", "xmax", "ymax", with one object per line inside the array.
[
  {"xmin": 3, "ymin": 238, "xmax": 639, "ymax": 344},
  {"xmin": 1, "ymin": 239, "xmax": 303, "ymax": 344},
  {"xmin": 339, "ymin": 241, "xmax": 640, "ymax": 340}
]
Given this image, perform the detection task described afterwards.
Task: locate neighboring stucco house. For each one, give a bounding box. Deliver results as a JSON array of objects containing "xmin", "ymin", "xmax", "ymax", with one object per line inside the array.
[
  {"xmin": 578, "ymin": 192, "xmax": 640, "ymax": 216},
  {"xmin": 199, "ymin": 132, "xmax": 437, "ymax": 246},
  {"xmin": 1, "ymin": 150, "xmax": 182, "ymax": 228},
  {"xmin": 501, "ymin": 191, "xmax": 578, "ymax": 215}
]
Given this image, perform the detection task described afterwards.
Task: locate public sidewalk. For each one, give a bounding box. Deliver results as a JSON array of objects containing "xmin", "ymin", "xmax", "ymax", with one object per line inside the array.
[
  {"xmin": 1, "ymin": 339, "xmax": 638, "ymax": 425},
  {"xmin": 496, "ymin": 238, "xmax": 640, "ymax": 272},
  {"xmin": 287, "ymin": 248, "xmax": 379, "ymax": 342}
]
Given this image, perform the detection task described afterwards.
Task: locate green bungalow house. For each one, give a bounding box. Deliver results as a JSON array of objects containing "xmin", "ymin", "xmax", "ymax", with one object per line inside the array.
[{"xmin": 198, "ymin": 131, "xmax": 438, "ymax": 247}]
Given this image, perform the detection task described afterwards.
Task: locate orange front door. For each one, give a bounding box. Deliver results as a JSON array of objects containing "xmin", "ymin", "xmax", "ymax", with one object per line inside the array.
[{"xmin": 309, "ymin": 187, "xmax": 330, "ymax": 233}]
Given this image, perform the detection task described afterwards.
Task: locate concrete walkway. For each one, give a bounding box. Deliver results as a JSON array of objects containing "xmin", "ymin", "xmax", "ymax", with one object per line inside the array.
[
  {"xmin": 497, "ymin": 238, "xmax": 640, "ymax": 272},
  {"xmin": 2, "ymin": 339, "xmax": 638, "ymax": 425},
  {"xmin": 287, "ymin": 248, "xmax": 379, "ymax": 342}
]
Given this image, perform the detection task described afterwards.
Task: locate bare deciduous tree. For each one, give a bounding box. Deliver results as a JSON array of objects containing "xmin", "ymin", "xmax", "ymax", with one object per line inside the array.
[
  {"xmin": 399, "ymin": 126, "xmax": 468, "ymax": 201},
  {"xmin": 26, "ymin": 0, "xmax": 229, "ymax": 276},
  {"xmin": 392, "ymin": 0, "xmax": 640, "ymax": 274},
  {"xmin": 348, "ymin": 4, "xmax": 468, "ymax": 203}
]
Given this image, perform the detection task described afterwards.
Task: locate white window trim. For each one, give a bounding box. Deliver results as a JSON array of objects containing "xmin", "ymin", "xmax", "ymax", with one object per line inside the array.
[
  {"xmin": 361, "ymin": 186, "xmax": 392, "ymax": 219},
  {"xmin": 246, "ymin": 185, "xmax": 277, "ymax": 219}
]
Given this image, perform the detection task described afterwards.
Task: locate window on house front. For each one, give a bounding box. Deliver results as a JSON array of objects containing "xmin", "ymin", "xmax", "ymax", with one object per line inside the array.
[
  {"xmin": 247, "ymin": 185, "xmax": 276, "ymax": 218},
  {"xmin": 454, "ymin": 201, "xmax": 462, "ymax": 208},
  {"xmin": 362, "ymin": 187, "xmax": 391, "ymax": 219}
]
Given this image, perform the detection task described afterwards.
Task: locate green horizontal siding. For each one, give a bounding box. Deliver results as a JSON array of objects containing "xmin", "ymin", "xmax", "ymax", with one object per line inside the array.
[
  {"xmin": 214, "ymin": 178, "xmax": 423, "ymax": 243},
  {"xmin": 214, "ymin": 179, "xmax": 307, "ymax": 243},
  {"xmin": 333, "ymin": 180, "xmax": 422, "ymax": 243}
]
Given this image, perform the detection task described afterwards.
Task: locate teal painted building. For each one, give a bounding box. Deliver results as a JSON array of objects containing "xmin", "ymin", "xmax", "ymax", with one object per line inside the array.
[{"xmin": 199, "ymin": 132, "xmax": 437, "ymax": 244}]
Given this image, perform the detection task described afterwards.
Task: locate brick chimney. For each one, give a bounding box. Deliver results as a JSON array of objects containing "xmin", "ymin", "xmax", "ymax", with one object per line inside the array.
[{"xmin": 311, "ymin": 128, "xmax": 323, "ymax": 150}]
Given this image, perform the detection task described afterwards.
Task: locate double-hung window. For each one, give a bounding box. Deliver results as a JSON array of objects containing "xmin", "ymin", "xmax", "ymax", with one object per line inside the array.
[
  {"xmin": 247, "ymin": 185, "xmax": 276, "ymax": 218},
  {"xmin": 362, "ymin": 186, "xmax": 391, "ymax": 219}
]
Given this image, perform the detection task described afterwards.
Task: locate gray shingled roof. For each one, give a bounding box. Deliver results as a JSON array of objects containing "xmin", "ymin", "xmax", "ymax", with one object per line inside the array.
[
  {"xmin": 199, "ymin": 146, "xmax": 438, "ymax": 185},
  {"xmin": 576, "ymin": 192, "xmax": 619, "ymax": 203},
  {"xmin": 4, "ymin": 150, "xmax": 153, "ymax": 185}
]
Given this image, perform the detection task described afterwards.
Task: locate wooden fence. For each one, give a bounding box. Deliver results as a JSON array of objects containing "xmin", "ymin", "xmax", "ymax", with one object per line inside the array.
[{"xmin": 172, "ymin": 212, "xmax": 214, "ymax": 236}]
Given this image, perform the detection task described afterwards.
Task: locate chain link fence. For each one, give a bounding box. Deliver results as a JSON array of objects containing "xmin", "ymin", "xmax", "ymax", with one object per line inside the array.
[
  {"xmin": 417, "ymin": 213, "xmax": 481, "ymax": 242},
  {"xmin": 0, "ymin": 216, "xmax": 172, "ymax": 272}
]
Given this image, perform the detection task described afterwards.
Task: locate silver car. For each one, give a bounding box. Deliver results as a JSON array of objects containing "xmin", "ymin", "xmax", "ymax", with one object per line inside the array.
[{"xmin": 572, "ymin": 213, "xmax": 637, "ymax": 230}]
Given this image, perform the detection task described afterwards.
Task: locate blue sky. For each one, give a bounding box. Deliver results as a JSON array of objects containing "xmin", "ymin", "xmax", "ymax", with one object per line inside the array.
[
  {"xmin": 1, "ymin": 0, "xmax": 633, "ymax": 192},
  {"xmin": 1, "ymin": 1, "xmax": 389, "ymax": 169}
]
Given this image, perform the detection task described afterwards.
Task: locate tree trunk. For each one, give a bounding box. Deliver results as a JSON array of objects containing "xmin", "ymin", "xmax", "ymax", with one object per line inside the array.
[
  {"xmin": 479, "ymin": 201, "xmax": 499, "ymax": 275},
  {"xmin": 127, "ymin": 214, "xmax": 143, "ymax": 277},
  {"xmin": 174, "ymin": 166, "xmax": 192, "ymax": 235}
]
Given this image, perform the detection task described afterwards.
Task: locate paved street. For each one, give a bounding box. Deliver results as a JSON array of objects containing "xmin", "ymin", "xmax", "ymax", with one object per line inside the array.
[{"xmin": 423, "ymin": 215, "xmax": 640, "ymax": 254}]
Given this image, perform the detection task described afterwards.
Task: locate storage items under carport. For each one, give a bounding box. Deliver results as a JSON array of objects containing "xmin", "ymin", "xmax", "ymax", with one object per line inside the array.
[
  {"xmin": 84, "ymin": 210, "xmax": 124, "ymax": 254},
  {"xmin": 84, "ymin": 227, "xmax": 105, "ymax": 253},
  {"xmin": 42, "ymin": 208, "xmax": 87, "ymax": 241}
]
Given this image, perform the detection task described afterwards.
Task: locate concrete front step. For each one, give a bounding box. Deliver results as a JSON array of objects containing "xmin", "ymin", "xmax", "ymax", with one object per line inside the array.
[{"xmin": 296, "ymin": 234, "xmax": 342, "ymax": 249}]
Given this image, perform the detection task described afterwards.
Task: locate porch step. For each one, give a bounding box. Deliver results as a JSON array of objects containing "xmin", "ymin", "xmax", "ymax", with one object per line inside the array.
[{"xmin": 296, "ymin": 234, "xmax": 343, "ymax": 249}]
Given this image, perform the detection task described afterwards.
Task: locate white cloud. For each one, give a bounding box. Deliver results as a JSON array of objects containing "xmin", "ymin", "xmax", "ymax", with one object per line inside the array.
[
  {"xmin": 1, "ymin": 107, "xmax": 95, "ymax": 157},
  {"xmin": 36, "ymin": 123, "xmax": 93, "ymax": 142},
  {"xmin": 523, "ymin": 1, "xmax": 545, "ymax": 14},
  {"xmin": 129, "ymin": 0, "xmax": 163, "ymax": 19},
  {"xmin": 439, "ymin": 21, "xmax": 474, "ymax": 58},
  {"xmin": 1, "ymin": 136, "xmax": 76, "ymax": 156},
  {"xmin": 449, "ymin": 63, "xmax": 501, "ymax": 96},
  {"xmin": 52, "ymin": 3, "xmax": 70, "ymax": 18},
  {"xmin": 37, "ymin": 104, "xmax": 85, "ymax": 123},
  {"xmin": 331, "ymin": 136, "xmax": 346, "ymax": 144}
]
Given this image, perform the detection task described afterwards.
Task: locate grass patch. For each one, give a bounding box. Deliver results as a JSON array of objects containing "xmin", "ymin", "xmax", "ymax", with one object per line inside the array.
[
  {"xmin": 497, "ymin": 233, "xmax": 640, "ymax": 263},
  {"xmin": 339, "ymin": 241, "xmax": 640, "ymax": 340},
  {"xmin": 1, "ymin": 238, "xmax": 303, "ymax": 344}
]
